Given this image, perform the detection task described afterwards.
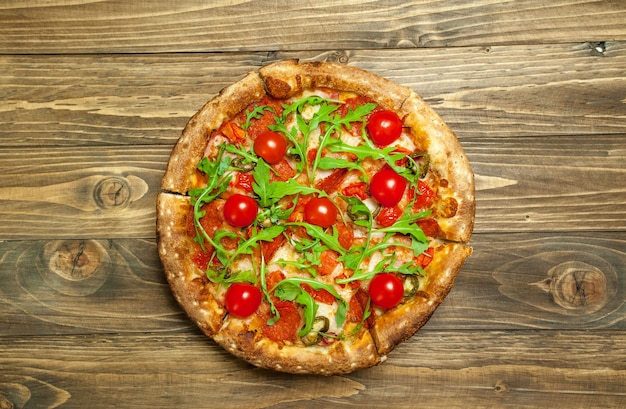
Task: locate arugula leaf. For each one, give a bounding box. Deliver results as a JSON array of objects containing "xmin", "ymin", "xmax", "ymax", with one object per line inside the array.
[
  {"xmin": 243, "ymin": 105, "xmax": 275, "ymax": 131},
  {"xmin": 272, "ymin": 277, "xmax": 348, "ymax": 332},
  {"xmin": 285, "ymin": 222, "xmax": 345, "ymax": 255},
  {"xmin": 274, "ymin": 281, "xmax": 319, "ymax": 337},
  {"xmin": 206, "ymin": 267, "xmax": 256, "ymax": 286},
  {"xmin": 189, "ymin": 147, "xmax": 234, "ymax": 253},
  {"xmin": 375, "ymin": 210, "xmax": 430, "ymax": 242},
  {"xmin": 252, "ymin": 159, "xmax": 272, "ymax": 207},
  {"xmin": 228, "ymin": 225, "xmax": 285, "ymax": 265},
  {"xmin": 316, "ymin": 156, "xmax": 365, "ymax": 179}
]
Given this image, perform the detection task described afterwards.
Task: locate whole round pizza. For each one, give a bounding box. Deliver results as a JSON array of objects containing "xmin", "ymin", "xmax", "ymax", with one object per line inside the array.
[{"xmin": 157, "ymin": 59, "xmax": 475, "ymax": 375}]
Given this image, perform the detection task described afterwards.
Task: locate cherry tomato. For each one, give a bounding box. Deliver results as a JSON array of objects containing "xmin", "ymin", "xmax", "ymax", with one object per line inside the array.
[
  {"xmin": 304, "ymin": 197, "xmax": 337, "ymax": 228},
  {"xmin": 254, "ymin": 130, "xmax": 287, "ymax": 164},
  {"xmin": 368, "ymin": 273, "xmax": 404, "ymax": 309},
  {"xmin": 224, "ymin": 283, "xmax": 262, "ymax": 318},
  {"xmin": 367, "ymin": 110, "xmax": 403, "ymax": 146},
  {"xmin": 369, "ymin": 168, "xmax": 407, "ymax": 207},
  {"xmin": 223, "ymin": 194, "xmax": 258, "ymax": 227}
]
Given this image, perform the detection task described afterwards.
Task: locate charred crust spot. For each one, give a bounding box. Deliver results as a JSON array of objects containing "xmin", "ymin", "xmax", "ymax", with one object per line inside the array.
[
  {"xmin": 415, "ymin": 291, "xmax": 430, "ymax": 299},
  {"xmin": 265, "ymin": 77, "xmax": 292, "ymax": 98}
]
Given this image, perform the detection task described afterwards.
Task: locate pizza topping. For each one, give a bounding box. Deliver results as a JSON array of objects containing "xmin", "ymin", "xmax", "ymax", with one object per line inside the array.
[
  {"xmin": 411, "ymin": 180, "xmax": 436, "ymax": 210},
  {"xmin": 374, "ymin": 205, "xmax": 402, "ymax": 228},
  {"xmin": 369, "ymin": 167, "xmax": 407, "ymax": 207},
  {"xmin": 304, "ymin": 196, "xmax": 338, "ymax": 228},
  {"xmin": 254, "ymin": 130, "xmax": 287, "ymax": 164},
  {"xmin": 402, "ymin": 275, "xmax": 421, "ymax": 297},
  {"xmin": 224, "ymin": 282, "xmax": 263, "ymax": 318},
  {"xmin": 262, "ymin": 300, "xmax": 302, "ymax": 342},
  {"xmin": 186, "ymin": 92, "xmax": 448, "ymax": 344},
  {"xmin": 367, "ymin": 110, "xmax": 403, "ymax": 146},
  {"xmin": 300, "ymin": 316, "xmax": 330, "ymax": 346},
  {"xmin": 368, "ymin": 273, "xmax": 404, "ymax": 309},
  {"xmin": 223, "ymin": 194, "xmax": 258, "ymax": 227}
]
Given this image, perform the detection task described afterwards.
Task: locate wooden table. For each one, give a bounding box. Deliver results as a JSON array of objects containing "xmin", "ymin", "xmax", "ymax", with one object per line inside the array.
[{"xmin": 1, "ymin": 1, "xmax": 625, "ymax": 407}]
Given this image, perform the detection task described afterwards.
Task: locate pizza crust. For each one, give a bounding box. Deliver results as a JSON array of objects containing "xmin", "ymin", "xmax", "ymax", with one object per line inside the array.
[
  {"xmin": 369, "ymin": 243, "xmax": 472, "ymax": 355},
  {"xmin": 157, "ymin": 192, "xmax": 226, "ymax": 336},
  {"xmin": 214, "ymin": 319, "xmax": 382, "ymax": 375},
  {"xmin": 162, "ymin": 72, "xmax": 267, "ymax": 194},
  {"xmin": 259, "ymin": 59, "xmax": 411, "ymax": 111},
  {"xmin": 400, "ymin": 92, "xmax": 475, "ymax": 243}
]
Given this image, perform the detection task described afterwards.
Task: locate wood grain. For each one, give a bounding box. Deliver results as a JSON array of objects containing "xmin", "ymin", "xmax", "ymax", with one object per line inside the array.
[
  {"xmin": 2, "ymin": 43, "xmax": 625, "ymax": 146},
  {"xmin": 1, "ymin": 233, "xmax": 623, "ymax": 337},
  {"xmin": 0, "ymin": 129, "xmax": 624, "ymax": 238},
  {"xmin": 0, "ymin": 0, "xmax": 624, "ymax": 54},
  {"xmin": 1, "ymin": 1, "xmax": 625, "ymax": 406},
  {"xmin": 0, "ymin": 331, "xmax": 624, "ymax": 408}
]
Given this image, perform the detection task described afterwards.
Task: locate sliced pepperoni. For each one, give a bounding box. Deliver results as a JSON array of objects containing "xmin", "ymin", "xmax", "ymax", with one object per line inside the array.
[
  {"xmin": 270, "ymin": 159, "xmax": 295, "ymax": 182},
  {"xmin": 262, "ymin": 300, "xmax": 302, "ymax": 342},
  {"xmin": 336, "ymin": 222, "xmax": 354, "ymax": 249},
  {"xmin": 316, "ymin": 250, "xmax": 340, "ymax": 276},
  {"xmin": 301, "ymin": 283, "xmax": 336, "ymax": 305},
  {"xmin": 315, "ymin": 168, "xmax": 348, "ymax": 194},
  {"xmin": 347, "ymin": 289, "xmax": 375, "ymax": 328},
  {"xmin": 416, "ymin": 218, "xmax": 441, "ymax": 238}
]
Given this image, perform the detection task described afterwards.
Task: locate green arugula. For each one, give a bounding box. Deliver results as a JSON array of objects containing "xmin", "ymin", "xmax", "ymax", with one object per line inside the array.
[
  {"xmin": 269, "ymin": 96, "xmax": 375, "ymax": 183},
  {"xmin": 272, "ymin": 277, "xmax": 348, "ymax": 337},
  {"xmin": 189, "ymin": 146, "xmax": 233, "ymax": 253},
  {"xmin": 325, "ymin": 134, "xmax": 424, "ymax": 186},
  {"xmin": 243, "ymin": 105, "xmax": 275, "ymax": 131}
]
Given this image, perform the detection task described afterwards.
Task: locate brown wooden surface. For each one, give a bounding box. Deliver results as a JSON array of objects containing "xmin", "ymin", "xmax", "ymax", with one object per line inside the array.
[{"xmin": 1, "ymin": 1, "xmax": 626, "ymax": 408}]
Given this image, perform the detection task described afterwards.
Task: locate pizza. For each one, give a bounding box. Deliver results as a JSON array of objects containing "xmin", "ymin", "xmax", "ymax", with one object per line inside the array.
[{"xmin": 157, "ymin": 59, "xmax": 474, "ymax": 375}]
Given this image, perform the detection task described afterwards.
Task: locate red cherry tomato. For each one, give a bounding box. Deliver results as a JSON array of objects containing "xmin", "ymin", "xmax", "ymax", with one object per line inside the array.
[
  {"xmin": 368, "ymin": 273, "xmax": 404, "ymax": 309},
  {"xmin": 367, "ymin": 110, "xmax": 403, "ymax": 146},
  {"xmin": 304, "ymin": 197, "xmax": 337, "ymax": 228},
  {"xmin": 224, "ymin": 283, "xmax": 262, "ymax": 318},
  {"xmin": 369, "ymin": 168, "xmax": 407, "ymax": 207},
  {"xmin": 223, "ymin": 194, "xmax": 258, "ymax": 227},
  {"xmin": 254, "ymin": 131, "xmax": 287, "ymax": 164}
]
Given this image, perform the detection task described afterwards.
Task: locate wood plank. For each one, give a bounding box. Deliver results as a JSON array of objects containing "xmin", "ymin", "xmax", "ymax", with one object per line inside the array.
[
  {"xmin": 0, "ymin": 0, "xmax": 624, "ymax": 54},
  {"xmin": 0, "ymin": 331, "xmax": 624, "ymax": 408},
  {"xmin": 2, "ymin": 43, "xmax": 625, "ymax": 146},
  {"xmin": 1, "ymin": 233, "xmax": 624, "ymax": 337},
  {"xmin": 1, "ymin": 127, "xmax": 625, "ymax": 238}
]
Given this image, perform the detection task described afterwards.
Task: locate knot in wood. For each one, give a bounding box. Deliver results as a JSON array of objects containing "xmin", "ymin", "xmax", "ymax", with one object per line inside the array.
[
  {"xmin": 494, "ymin": 380, "xmax": 510, "ymax": 394},
  {"xmin": 94, "ymin": 177, "xmax": 131, "ymax": 209},
  {"xmin": 326, "ymin": 51, "xmax": 349, "ymax": 64},
  {"xmin": 547, "ymin": 261, "xmax": 608, "ymax": 313},
  {"xmin": 40, "ymin": 240, "xmax": 111, "ymax": 296}
]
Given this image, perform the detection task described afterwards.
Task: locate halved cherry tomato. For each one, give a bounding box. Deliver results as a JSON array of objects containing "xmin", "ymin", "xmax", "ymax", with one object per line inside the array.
[
  {"xmin": 304, "ymin": 197, "xmax": 337, "ymax": 228},
  {"xmin": 254, "ymin": 130, "xmax": 287, "ymax": 164},
  {"xmin": 368, "ymin": 273, "xmax": 404, "ymax": 309},
  {"xmin": 369, "ymin": 168, "xmax": 407, "ymax": 207},
  {"xmin": 223, "ymin": 194, "xmax": 258, "ymax": 227},
  {"xmin": 224, "ymin": 282, "xmax": 262, "ymax": 318},
  {"xmin": 367, "ymin": 110, "xmax": 403, "ymax": 146}
]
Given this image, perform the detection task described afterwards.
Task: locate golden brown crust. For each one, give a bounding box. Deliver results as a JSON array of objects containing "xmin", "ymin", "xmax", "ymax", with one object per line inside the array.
[
  {"xmin": 370, "ymin": 243, "xmax": 472, "ymax": 355},
  {"xmin": 156, "ymin": 192, "xmax": 226, "ymax": 336},
  {"xmin": 214, "ymin": 320, "xmax": 382, "ymax": 375},
  {"xmin": 161, "ymin": 72, "xmax": 267, "ymax": 194},
  {"xmin": 259, "ymin": 59, "xmax": 411, "ymax": 111},
  {"xmin": 401, "ymin": 91, "xmax": 475, "ymax": 243}
]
